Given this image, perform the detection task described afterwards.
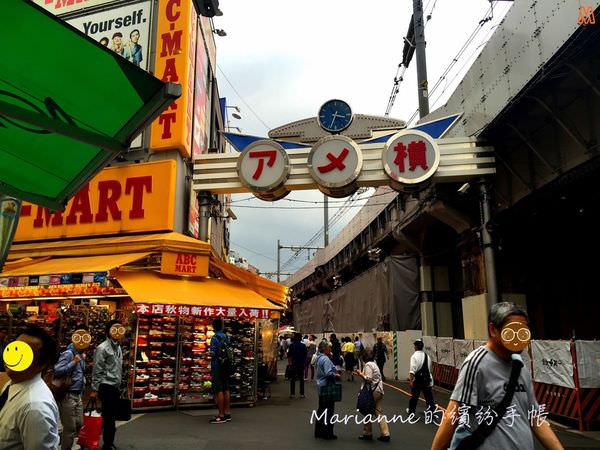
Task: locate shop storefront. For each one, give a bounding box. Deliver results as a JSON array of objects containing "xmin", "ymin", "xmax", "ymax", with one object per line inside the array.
[{"xmin": 0, "ymin": 232, "xmax": 285, "ymax": 410}]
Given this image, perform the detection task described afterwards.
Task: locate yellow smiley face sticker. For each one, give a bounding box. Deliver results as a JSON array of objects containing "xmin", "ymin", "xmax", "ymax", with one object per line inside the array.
[{"xmin": 3, "ymin": 340, "xmax": 35, "ymax": 372}]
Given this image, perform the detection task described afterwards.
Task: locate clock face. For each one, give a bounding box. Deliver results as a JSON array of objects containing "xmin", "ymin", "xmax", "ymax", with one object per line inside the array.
[{"xmin": 318, "ymin": 99, "xmax": 353, "ymax": 133}]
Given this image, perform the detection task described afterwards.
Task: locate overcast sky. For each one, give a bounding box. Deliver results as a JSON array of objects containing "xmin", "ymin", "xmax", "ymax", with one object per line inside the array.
[{"xmin": 213, "ymin": 0, "xmax": 511, "ymax": 278}]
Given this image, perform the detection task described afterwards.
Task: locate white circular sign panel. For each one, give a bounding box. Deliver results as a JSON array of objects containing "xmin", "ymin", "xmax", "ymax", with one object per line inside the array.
[
  {"xmin": 307, "ymin": 136, "xmax": 362, "ymax": 189},
  {"xmin": 237, "ymin": 140, "xmax": 290, "ymax": 196},
  {"xmin": 382, "ymin": 130, "xmax": 440, "ymax": 185}
]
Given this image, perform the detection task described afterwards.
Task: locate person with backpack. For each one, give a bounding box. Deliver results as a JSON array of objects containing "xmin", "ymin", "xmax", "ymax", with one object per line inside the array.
[
  {"xmin": 54, "ymin": 326, "xmax": 90, "ymax": 450},
  {"xmin": 356, "ymin": 349, "xmax": 390, "ymax": 442},
  {"xmin": 407, "ymin": 338, "xmax": 435, "ymax": 415},
  {"xmin": 209, "ymin": 318, "xmax": 232, "ymax": 424}
]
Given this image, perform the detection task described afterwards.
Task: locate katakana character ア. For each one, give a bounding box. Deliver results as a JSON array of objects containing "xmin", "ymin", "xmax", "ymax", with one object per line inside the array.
[
  {"xmin": 317, "ymin": 148, "xmax": 349, "ymax": 173},
  {"xmin": 249, "ymin": 150, "xmax": 277, "ymax": 180}
]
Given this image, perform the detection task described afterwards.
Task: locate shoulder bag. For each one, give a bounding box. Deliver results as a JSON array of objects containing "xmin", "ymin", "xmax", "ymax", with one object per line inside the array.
[{"xmin": 449, "ymin": 354, "xmax": 524, "ymax": 450}]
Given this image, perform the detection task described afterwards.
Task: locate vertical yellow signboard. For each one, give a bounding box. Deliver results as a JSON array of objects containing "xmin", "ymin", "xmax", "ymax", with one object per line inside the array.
[{"xmin": 150, "ymin": 0, "xmax": 196, "ymax": 157}]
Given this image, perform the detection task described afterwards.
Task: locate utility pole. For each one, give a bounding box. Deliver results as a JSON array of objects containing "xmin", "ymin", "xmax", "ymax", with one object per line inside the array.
[
  {"xmin": 277, "ymin": 239, "xmax": 281, "ymax": 283},
  {"xmin": 479, "ymin": 180, "xmax": 498, "ymax": 307},
  {"xmin": 413, "ymin": 0, "xmax": 429, "ymax": 118},
  {"xmin": 277, "ymin": 242, "xmax": 322, "ymax": 283}
]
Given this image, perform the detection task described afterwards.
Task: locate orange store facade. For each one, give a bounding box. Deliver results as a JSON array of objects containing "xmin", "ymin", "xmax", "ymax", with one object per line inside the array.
[{"xmin": 1, "ymin": 161, "xmax": 286, "ymax": 409}]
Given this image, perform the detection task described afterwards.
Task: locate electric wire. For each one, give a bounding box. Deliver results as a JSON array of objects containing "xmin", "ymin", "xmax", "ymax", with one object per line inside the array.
[{"xmin": 217, "ymin": 65, "xmax": 272, "ymax": 132}]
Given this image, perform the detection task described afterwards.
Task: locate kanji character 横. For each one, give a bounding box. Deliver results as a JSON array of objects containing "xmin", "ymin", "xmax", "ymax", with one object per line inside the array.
[{"xmin": 407, "ymin": 140, "xmax": 428, "ymax": 171}]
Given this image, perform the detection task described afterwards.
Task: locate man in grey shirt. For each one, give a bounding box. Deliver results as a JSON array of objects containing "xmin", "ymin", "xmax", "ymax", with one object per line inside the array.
[
  {"xmin": 0, "ymin": 326, "xmax": 59, "ymax": 449},
  {"xmin": 430, "ymin": 302, "xmax": 563, "ymax": 450},
  {"xmin": 91, "ymin": 319, "xmax": 125, "ymax": 450}
]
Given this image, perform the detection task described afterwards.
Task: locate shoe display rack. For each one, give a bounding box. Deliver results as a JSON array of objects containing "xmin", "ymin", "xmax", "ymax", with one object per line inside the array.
[
  {"xmin": 132, "ymin": 315, "xmax": 178, "ymax": 408},
  {"xmin": 129, "ymin": 315, "xmax": 260, "ymax": 410},
  {"xmin": 177, "ymin": 317, "xmax": 214, "ymax": 405},
  {"xmin": 225, "ymin": 319, "xmax": 257, "ymax": 403}
]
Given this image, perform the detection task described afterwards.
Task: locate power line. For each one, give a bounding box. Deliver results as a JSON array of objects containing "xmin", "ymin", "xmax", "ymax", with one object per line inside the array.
[
  {"xmin": 217, "ymin": 65, "xmax": 272, "ymax": 132},
  {"xmin": 404, "ymin": 3, "xmax": 497, "ymax": 125},
  {"xmin": 230, "ymin": 241, "xmax": 277, "ymax": 262}
]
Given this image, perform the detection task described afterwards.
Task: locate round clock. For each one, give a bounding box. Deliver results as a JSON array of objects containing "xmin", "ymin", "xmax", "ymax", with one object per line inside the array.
[{"xmin": 318, "ymin": 99, "xmax": 353, "ymax": 133}]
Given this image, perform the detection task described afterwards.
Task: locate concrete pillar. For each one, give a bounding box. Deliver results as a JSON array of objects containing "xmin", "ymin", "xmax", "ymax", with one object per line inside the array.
[{"xmin": 419, "ymin": 264, "xmax": 453, "ymax": 337}]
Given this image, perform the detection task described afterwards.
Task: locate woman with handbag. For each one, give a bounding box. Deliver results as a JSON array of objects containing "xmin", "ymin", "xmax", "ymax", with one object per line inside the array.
[
  {"xmin": 314, "ymin": 340, "xmax": 341, "ymax": 440},
  {"xmin": 356, "ymin": 349, "xmax": 391, "ymax": 442}
]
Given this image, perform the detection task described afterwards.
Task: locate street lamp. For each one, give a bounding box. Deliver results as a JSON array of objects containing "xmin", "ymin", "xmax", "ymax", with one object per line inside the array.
[
  {"xmin": 0, "ymin": 195, "xmax": 22, "ymax": 271},
  {"xmin": 226, "ymin": 106, "xmax": 242, "ymax": 120}
]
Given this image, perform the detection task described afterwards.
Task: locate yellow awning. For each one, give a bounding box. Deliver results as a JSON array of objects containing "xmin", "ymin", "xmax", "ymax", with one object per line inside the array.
[
  {"xmin": 6, "ymin": 232, "xmax": 210, "ymax": 260},
  {"xmin": 0, "ymin": 253, "xmax": 150, "ymax": 276},
  {"xmin": 114, "ymin": 270, "xmax": 281, "ymax": 310},
  {"xmin": 209, "ymin": 254, "xmax": 288, "ymax": 307}
]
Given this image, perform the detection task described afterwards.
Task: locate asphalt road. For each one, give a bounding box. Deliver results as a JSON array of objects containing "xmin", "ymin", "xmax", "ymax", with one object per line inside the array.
[{"xmin": 112, "ymin": 361, "xmax": 600, "ymax": 450}]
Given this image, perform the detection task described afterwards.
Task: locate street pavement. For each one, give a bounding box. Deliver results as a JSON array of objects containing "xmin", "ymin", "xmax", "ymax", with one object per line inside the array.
[{"xmin": 113, "ymin": 360, "xmax": 600, "ymax": 450}]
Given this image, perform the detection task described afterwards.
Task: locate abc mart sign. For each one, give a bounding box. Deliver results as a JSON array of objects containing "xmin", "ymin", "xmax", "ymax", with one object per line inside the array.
[{"xmin": 194, "ymin": 130, "xmax": 495, "ymax": 198}]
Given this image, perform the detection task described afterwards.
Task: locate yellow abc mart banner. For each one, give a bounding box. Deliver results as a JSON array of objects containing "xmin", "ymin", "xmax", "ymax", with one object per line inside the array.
[
  {"xmin": 14, "ymin": 161, "xmax": 176, "ymax": 242},
  {"xmin": 150, "ymin": 0, "xmax": 196, "ymax": 158},
  {"xmin": 160, "ymin": 251, "xmax": 208, "ymax": 277}
]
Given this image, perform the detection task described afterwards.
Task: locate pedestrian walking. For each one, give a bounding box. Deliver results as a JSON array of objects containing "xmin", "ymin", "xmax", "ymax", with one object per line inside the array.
[
  {"xmin": 0, "ymin": 325, "xmax": 60, "ymax": 449},
  {"xmin": 329, "ymin": 333, "xmax": 342, "ymax": 368},
  {"xmin": 356, "ymin": 349, "xmax": 391, "ymax": 442},
  {"xmin": 209, "ymin": 318, "xmax": 231, "ymax": 424},
  {"xmin": 54, "ymin": 326, "xmax": 90, "ymax": 450},
  {"xmin": 354, "ymin": 335, "xmax": 364, "ymax": 370},
  {"xmin": 314, "ymin": 340, "xmax": 340, "ymax": 440},
  {"xmin": 288, "ymin": 333, "xmax": 307, "ymax": 398},
  {"xmin": 91, "ymin": 319, "xmax": 125, "ymax": 450},
  {"xmin": 305, "ymin": 335, "xmax": 317, "ymax": 381},
  {"xmin": 342, "ymin": 337, "xmax": 356, "ymax": 381},
  {"xmin": 374, "ymin": 337, "xmax": 388, "ymax": 381},
  {"xmin": 430, "ymin": 302, "xmax": 563, "ymax": 450},
  {"xmin": 407, "ymin": 338, "xmax": 435, "ymax": 415}
]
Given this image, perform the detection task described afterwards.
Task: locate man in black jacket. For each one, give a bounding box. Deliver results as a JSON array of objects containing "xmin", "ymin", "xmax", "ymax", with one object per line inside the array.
[{"xmin": 287, "ymin": 333, "xmax": 307, "ymax": 398}]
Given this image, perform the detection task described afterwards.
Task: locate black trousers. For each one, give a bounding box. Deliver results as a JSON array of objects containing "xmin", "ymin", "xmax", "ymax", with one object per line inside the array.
[
  {"xmin": 289, "ymin": 365, "xmax": 305, "ymax": 395},
  {"xmin": 314, "ymin": 396, "xmax": 335, "ymax": 438},
  {"xmin": 408, "ymin": 383, "xmax": 436, "ymax": 413},
  {"xmin": 98, "ymin": 383, "xmax": 120, "ymax": 450},
  {"xmin": 376, "ymin": 360, "xmax": 386, "ymax": 380}
]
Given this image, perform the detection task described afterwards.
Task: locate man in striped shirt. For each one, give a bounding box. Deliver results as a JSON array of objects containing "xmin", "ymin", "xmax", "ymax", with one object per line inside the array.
[{"xmin": 430, "ymin": 302, "xmax": 563, "ymax": 450}]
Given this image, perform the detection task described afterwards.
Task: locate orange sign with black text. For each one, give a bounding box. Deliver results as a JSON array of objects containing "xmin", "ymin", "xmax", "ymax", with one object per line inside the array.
[
  {"xmin": 161, "ymin": 251, "xmax": 208, "ymax": 277},
  {"xmin": 150, "ymin": 0, "xmax": 196, "ymax": 157},
  {"xmin": 14, "ymin": 161, "xmax": 176, "ymax": 242}
]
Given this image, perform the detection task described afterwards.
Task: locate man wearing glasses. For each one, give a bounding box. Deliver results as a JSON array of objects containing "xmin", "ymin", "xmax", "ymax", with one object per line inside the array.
[
  {"xmin": 430, "ymin": 302, "xmax": 563, "ymax": 450},
  {"xmin": 54, "ymin": 326, "xmax": 91, "ymax": 450}
]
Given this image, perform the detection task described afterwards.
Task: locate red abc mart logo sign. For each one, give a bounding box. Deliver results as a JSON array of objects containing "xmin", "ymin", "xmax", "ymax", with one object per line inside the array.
[
  {"xmin": 236, "ymin": 130, "xmax": 440, "ymax": 199},
  {"xmin": 382, "ymin": 130, "xmax": 441, "ymax": 187}
]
